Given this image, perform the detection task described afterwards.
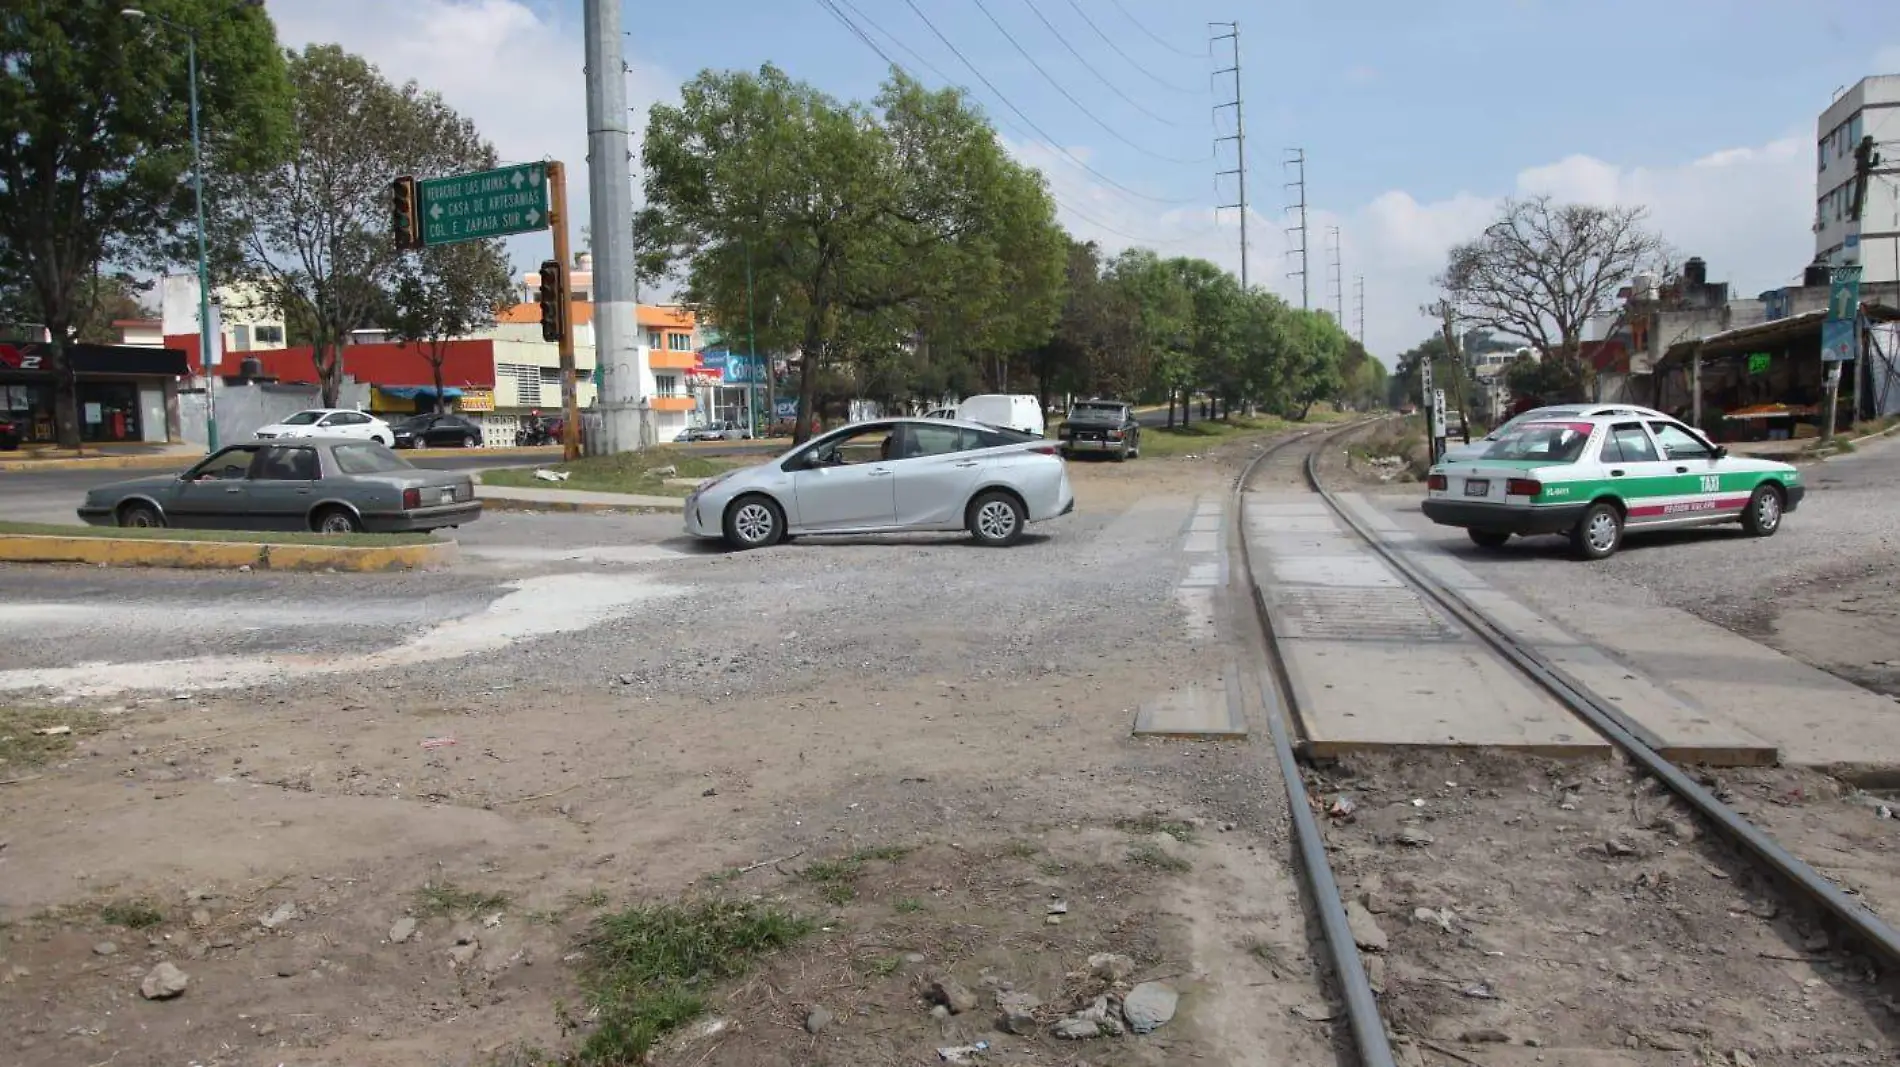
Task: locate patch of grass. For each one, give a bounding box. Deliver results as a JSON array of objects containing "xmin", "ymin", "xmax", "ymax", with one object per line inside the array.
[
  {"xmin": 1126, "ymin": 842, "xmax": 1193, "ymax": 874},
  {"xmin": 1117, "ymin": 815, "xmax": 1197, "ymax": 844},
  {"xmin": 799, "ymin": 844, "xmax": 916, "ymax": 886},
  {"xmin": 571, "ymin": 887, "xmax": 610, "ymax": 910},
  {"xmin": 414, "ymin": 882, "xmax": 510, "ymax": 918},
  {"xmin": 1135, "ymin": 415, "xmax": 1295, "ymax": 458},
  {"xmin": 1001, "ymin": 840, "xmax": 1039, "ymax": 859},
  {"xmin": 481, "ymin": 448, "xmax": 738, "ymax": 498},
  {"xmin": 99, "ymin": 899, "xmax": 164, "ymax": 929},
  {"xmin": 576, "ymin": 899, "xmax": 813, "ymax": 1065},
  {"xmin": 699, "ymin": 868, "xmax": 743, "ymax": 887},
  {"xmin": 820, "ymin": 883, "xmax": 856, "ymax": 907},
  {"xmin": 0, "ymin": 519, "xmax": 431, "ymax": 546},
  {"xmin": 0, "ymin": 706, "xmax": 104, "ymax": 771},
  {"xmin": 863, "ymin": 954, "xmax": 904, "ymax": 978},
  {"xmin": 893, "ymin": 897, "xmax": 925, "ymax": 914},
  {"xmin": 1037, "ymin": 860, "xmax": 1069, "ymax": 878}
]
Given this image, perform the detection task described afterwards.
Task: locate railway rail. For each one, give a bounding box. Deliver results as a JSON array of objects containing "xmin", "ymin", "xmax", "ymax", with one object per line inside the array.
[{"xmin": 1232, "ymin": 417, "xmax": 1900, "ymax": 1065}]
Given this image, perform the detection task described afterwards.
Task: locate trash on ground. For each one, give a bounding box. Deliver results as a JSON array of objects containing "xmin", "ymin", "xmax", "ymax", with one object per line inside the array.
[
  {"xmin": 937, "ymin": 1041, "xmax": 989, "ymax": 1063},
  {"xmin": 420, "ymin": 737, "xmax": 457, "ymax": 749},
  {"xmin": 532, "ymin": 468, "xmax": 571, "ymax": 482},
  {"xmin": 31, "ymin": 725, "xmax": 71, "ymax": 736}
]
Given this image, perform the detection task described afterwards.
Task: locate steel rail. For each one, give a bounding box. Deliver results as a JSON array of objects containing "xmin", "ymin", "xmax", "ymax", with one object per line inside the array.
[
  {"xmin": 1231, "ymin": 420, "xmax": 1397, "ymax": 1067},
  {"xmin": 1300, "ymin": 446, "xmax": 1900, "ymax": 973}
]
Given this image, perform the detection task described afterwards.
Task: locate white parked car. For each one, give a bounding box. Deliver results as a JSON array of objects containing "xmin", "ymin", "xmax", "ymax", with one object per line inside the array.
[
  {"xmin": 957, "ymin": 394, "xmax": 1045, "ymax": 437},
  {"xmin": 254, "ymin": 409, "xmax": 394, "ymax": 446},
  {"xmin": 684, "ymin": 417, "xmax": 1075, "ymax": 550}
]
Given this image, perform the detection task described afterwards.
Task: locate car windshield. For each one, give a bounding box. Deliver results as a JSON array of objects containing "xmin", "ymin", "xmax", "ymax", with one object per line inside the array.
[
  {"xmin": 281, "ymin": 411, "xmax": 324, "ymax": 425},
  {"xmin": 1070, "ymin": 402, "xmax": 1122, "ymax": 416},
  {"xmin": 396, "ymin": 416, "xmax": 432, "ymax": 430},
  {"xmin": 1480, "ymin": 421, "xmax": 1593, "ymax": 463},
  {"xmin": 331, "ymin": 441, "xmax": 413, "ymax": 475}
]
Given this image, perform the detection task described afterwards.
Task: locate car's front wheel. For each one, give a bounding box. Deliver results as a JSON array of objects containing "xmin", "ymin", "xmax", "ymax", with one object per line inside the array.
[
  {"xmin": 1742, "ymin": 484, "xmax": 1784, "ymax": 537},
  {"xmin": 462, "ymin": 434, "xmax": 480, "ymax": 449},
  {"xmin": 118, "ymin": 502, "xmax": 164, "ymax": 528},
  {"xmin": 1468, "ymin": 529, "xmax": 1510, "ymax": 549},
  {"xmin": 312, "ymin": 507, "xmax": 363, "ymax": 535},
  {"xmin": 722, "ymin": 494, "xmax": 784, "ymax": 550},
  {"xmin": 1570, "ymin": 501, "xmax": 1623, "ymax": 560},
  {"xmin": 967, "ymin": 490, "xmax": 1026, "ymax": 547}
]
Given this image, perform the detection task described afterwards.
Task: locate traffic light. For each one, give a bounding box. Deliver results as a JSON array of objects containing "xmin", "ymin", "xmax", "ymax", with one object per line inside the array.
[
  {"xmin": 390, "ymin": 176, "xmax": 419, "ymax": 250},
  {"xmin": 538, "ymin": 259, "xmax": 566, "ymax": 343}
]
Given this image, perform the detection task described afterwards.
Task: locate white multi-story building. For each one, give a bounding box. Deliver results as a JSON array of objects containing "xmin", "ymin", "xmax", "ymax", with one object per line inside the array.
[{"xmin": 1816, "ymin": 75, "xmax": 1900, "ymax": 283}]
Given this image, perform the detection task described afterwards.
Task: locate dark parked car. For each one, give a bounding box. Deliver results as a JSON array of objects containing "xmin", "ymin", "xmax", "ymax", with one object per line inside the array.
[
  {"xmin": 392, "ymin": 413, "xmax": 486, "ymax": 449},
  {"xmin": 77, "ymin": 438, "xmax": 481, "ymax": 534},
  {"xmin": 1056, "ymin": 399, "xmax": 1142, "ymax": 461},
  {"xmin": 0, "ymin": 415, "xmax": 19, "ymax": 451}
]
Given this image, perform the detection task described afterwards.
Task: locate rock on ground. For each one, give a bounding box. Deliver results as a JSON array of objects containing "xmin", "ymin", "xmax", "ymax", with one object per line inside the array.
[
  {"xmin": 1088, "ymin": 952, "xmax": 1136, "ymax": 982},
  {"xmin": 804, "ymin": 1006, "xmax": 834, "ymax": 1034},
  {"xmin": 1345, "ymin": 899, "xmax": 1389, "ymax": 952},
  {"xmin": 388, "ymin": 917, "xmax": 417, "ymax": 944},
  {"xmin": 925, "ymin": 976, "xmax": 977, "ymax": 1015},
  {"xmin": 139, "ymin": 962, "xmax": 189, "ymax": 1000},
  {"xmin": 1122, "ymin": 982, "xmax": 1179, "ymax": 1034}
]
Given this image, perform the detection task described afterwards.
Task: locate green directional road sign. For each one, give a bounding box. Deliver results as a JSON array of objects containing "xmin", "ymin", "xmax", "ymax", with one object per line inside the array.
[
  {"xmin": 418, "ymin": 163, "xmax": 550, "ymax": 247},
  {"xmin": 1827, "ymin": 264, "xmax": 1863, "ymax": 323}
]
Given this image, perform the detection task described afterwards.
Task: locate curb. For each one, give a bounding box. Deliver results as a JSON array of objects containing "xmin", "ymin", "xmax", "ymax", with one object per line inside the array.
[
  {"xmin": 0, "ymin": 534, "xmax": 458, "ymax": 571},
  {"xmin": 0, "ymin": 451, "xmax": 199, "ymax": 473},
  {"xmin": 480, "ymin": 498, "xmax": 683, "ymax": 514},
  {"xmin": 403, "ymin": 445, "xmax": 563, "ymax": 459}
]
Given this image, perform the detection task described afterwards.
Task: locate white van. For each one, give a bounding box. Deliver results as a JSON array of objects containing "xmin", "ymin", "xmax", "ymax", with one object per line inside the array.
[{"xmin": 957, "ymin": 394, "xmax": 1045, "ymax": 437}]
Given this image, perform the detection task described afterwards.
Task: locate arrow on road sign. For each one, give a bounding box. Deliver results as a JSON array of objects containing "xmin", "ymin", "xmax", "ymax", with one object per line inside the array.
[
  {"xmin": 429, "ymin": 202, "xmax": 443, "ymax": 220},
  {"xmin": 526, "ymin": 208, "xmax": 541, "ymax": 226},
  {"xmin": 511, "ymin": 170, "xmax": 526, "ymax": 189}
]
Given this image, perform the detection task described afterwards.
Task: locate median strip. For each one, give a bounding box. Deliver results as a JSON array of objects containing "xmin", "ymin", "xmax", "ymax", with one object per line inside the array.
[{"xmin": 0, "ymin": 522, "xmax": 455, "ymax": 572}]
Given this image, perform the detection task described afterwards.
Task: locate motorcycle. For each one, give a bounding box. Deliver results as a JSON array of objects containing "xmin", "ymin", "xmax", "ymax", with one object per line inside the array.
[{"xmin": 515, "ymin": 412, "xmax": 554, "ymax": 447}]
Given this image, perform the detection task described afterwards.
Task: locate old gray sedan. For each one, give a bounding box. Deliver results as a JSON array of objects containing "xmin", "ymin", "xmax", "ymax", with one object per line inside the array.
[{"xmin": 77, "ymin": 438, "xmax": 482, "ymax": 534}]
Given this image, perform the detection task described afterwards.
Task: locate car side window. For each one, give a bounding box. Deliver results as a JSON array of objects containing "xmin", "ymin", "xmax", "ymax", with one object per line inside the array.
[
  {"xmin": 1601, "ymin": 423, "xmax": 1659, "ymax": 464},
  {"xmin": 191, "ymin": 447, "xmax": 259, "ymax": 480},
  {"xmin": 339, "ymin": 412, "xmax": 371, "ymax": 426},
  {"xmin": 901, "ymin": 424, "xmax": 969, "ymax": 459},
  {"xmin": 1648, "ymin": 421, "xmax": 1713, "ymax": 460},
  {"xmin": 253, "ymin": 446, "xmax": 320, "ymax": 481}
]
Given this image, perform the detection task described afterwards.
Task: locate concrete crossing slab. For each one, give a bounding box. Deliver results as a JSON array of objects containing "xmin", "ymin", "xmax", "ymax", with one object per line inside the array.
[{"xmin": 1133, "ymin": 664, "xmax": 1247, "ymax": 738}]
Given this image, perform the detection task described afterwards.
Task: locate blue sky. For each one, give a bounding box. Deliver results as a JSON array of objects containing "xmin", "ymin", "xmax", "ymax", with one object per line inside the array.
[{"xmin": 270, "ymin": 0, "xmax": 1900, "ymax": 358}]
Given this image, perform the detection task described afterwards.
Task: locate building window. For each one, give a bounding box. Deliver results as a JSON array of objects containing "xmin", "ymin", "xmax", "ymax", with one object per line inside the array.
[
  {"xmin": 654, "ymin": 374, "xmax": 679, "ymax": 396},
  {"xmin": 667, "ymin": 332, "xmax": 692, "ymax": 351},
  {"xmin": 497, "ymin": 362, "xmax": 541, "ymax": 407},
  {"xmin": 232, "ymin": 324, "xmax": 251, "ymax": 351},
  {"xmin": 254, "ymin": 324, "xmax": 284, "ymax": 345},
  {"xmin": 645, "ymin": 329, "xmax": 662, "ymax": 349},
  {"xmin": 540, "ymin": 366, "xmax": 562, "ymax": 386}
]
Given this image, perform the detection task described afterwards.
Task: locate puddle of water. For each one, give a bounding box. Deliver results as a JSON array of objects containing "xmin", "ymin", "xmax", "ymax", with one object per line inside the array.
[{"xmin": 0, "ymin": 574, "xmax": 682, "ymax": 697}]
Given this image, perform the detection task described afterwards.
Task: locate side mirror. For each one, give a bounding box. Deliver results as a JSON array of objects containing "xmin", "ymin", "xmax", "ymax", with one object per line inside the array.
[{"xmin": 1713, "ymin": 445, "xmax": 1729, "ymax": 460}]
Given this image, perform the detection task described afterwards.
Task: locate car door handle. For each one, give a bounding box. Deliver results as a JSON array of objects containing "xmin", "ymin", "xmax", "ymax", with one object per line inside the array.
[
  {"xmin": 1610, "ymin": 469, "xmax": 1625, "ymax": 477},
  {"xmin": 1675, "ymin": 466, "xmax": 1689, "ymax": 474},
  {"xmin": 868, "ymin": 468, "xmax": 893, "ymax": 477},
  {"xmin": 953, "ymin": 460, "xmax": 980, "ymax": 468},
  {"xmin": 224, "ymin": 486, "xmax": 243, "ymax": 494}
]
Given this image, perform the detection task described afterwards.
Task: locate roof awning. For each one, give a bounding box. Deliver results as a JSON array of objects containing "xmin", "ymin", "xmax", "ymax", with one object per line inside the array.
[{"xmin": 1657, "ymin": 304, "xmax": 1900, "ymax": 367}]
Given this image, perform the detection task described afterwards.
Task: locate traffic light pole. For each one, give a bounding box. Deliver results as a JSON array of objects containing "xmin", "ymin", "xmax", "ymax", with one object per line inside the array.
[{"xmin": 547, "ymin": 161, "xmax": 581, "ymax": 462}]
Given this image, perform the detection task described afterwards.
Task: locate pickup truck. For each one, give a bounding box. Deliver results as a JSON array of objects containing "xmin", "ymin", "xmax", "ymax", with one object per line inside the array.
[{"xmin": 1057, "ymin": 399, "xmax": 1141, "ymax": 461}]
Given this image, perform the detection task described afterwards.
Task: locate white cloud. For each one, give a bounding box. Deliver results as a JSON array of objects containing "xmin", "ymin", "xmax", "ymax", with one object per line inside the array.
[
  {"xmin": 265, "ymin": 0, "xmax": 676, "ymax": 271},
  {"xmin": 1033, "ymin": 131, "xmax": 1817, "ymax": 364}
]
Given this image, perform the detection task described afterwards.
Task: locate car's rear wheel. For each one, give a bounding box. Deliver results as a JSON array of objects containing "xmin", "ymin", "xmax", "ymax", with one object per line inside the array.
[
  {"xmin": 373, "ymin": 434, "xmax": 392, "ymax": 446},
  {"xmin": 1570, "ymin": 501, "xmax": 1623, "ymax": 560},
  {"xmin": 1468, "ymin": 529, "xmax": 1510, "ymax": 549},
  {"xmin": 968, "ymin": 490, "xmax": 1026, "ymax": 547},
  {"xmin": 313, "ymin": 507, "xmax": 363, "ymax": 535},
  {"xmin": 1112, "ymin": 443, "xmax": 1128, "ymax": 462},
  {"xmin": 1742, "ymin": 483, "xmax": 1784, "ymax": 537},
  {"xmin": 462, "ymin": 433, "xmax": 480, "ymax": 449},
  {"xmin": 722, "ymin": 494, "xmax": 784, "ymax": 550},
  {"xmin": 118, "ymin": 502, "xmax": 164, "ymax": 529}
]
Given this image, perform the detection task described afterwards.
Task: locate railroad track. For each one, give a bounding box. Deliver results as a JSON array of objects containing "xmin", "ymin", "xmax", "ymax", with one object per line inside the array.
[{"xmin": 1231, "ymin": 418, "xmax": 1900, "ymax": 1066}]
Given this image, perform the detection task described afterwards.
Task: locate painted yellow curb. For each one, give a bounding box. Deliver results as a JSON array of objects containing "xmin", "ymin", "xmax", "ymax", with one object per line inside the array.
[
  {"xmin": 0, "ymin": 534, "xmax": 458, "ymax": 572},
  {"xmin": 0, "ymin": 451, "xmax": 199, "ymax": 473},
  {"xmin": 403, "ymin": 445, "xmax": 562, "ymax": 459}
]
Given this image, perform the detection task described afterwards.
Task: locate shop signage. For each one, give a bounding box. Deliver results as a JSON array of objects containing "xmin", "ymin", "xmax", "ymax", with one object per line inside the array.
[
  {"xmin": 460, "ymin": 389, "xmax": 495, "ymax": 412},
  {"xmin": 0, "ymin": 342, "xmax": 188, "ymax": 376},
  {"xmin": 1746, "ymin": 353, "xmax": 1771, "ymax": 376},
  {"xmin": 0, "ymin": 344, "xmax": 46, "ymax": 370},
  {"xmin": 1822, "ymin": 317, "xmax": 1858, "ymax": 363}
]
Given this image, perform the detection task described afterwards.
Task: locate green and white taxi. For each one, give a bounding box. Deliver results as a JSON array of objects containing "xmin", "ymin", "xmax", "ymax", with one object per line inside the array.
[{"xmin": 1421, "ymin": 413, "xmax": 1804, "ymax": 560}]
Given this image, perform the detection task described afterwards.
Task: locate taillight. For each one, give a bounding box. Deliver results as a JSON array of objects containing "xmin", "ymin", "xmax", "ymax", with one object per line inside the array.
[
  {"xmin": 1506, "ymin": 478, "xmax": 1542, "ymax": 498},
  {"xmin": 1031, "ymin": 445, "xmax": 1059, "ymax": 456},
  {"xmin": 402, "ymin": 488, "xmax": 421, "ymax": 508},
  {"xmin": 1107, "ymin": 430, "xmax": 1123, "ymax": 439},
  {"xmin": 1427, "ymin": 474, "xmax": 1448, "ymax": 491}
]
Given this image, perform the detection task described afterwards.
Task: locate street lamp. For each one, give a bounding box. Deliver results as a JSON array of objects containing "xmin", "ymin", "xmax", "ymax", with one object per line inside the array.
[{"xmin": 123, "ymin": 5, "xmax": 235, "ymax": 451}]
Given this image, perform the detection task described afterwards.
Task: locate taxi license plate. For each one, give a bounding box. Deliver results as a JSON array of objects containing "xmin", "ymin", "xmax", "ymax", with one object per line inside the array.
[
  {"xmin": 1463, "ymin": 479, "xmax": 1490, "ymax": 497},
  {"xmin": 439, "ymin": 488, "xmax": 455, "ymax": 503}
]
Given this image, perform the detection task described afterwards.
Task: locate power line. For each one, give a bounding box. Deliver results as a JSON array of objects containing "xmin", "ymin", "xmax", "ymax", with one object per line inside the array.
[
  {"xmin": 1108, "ymin": 0, "xmax": 1206, "ymax": 59},
  {"xmin": 818, "ymin": 0, "xmax": 1219, "ymax": 244},
  {"xmin": 1060, "ymin": 0, "xmax": 1203, "ymax": 95},
  {"xmin": 1016, "ymin": 0, "xmax": 1178, "ymax": 126},
  {"xmin": 897, "ymin": 0, "xmax": 1200, "ymax": 204},
  {"xmin": 967, "ymin": 0, "xmax": 1207, "ymax": 165}
]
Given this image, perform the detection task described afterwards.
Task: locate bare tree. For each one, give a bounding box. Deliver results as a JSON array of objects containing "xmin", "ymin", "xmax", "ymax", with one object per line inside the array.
[
  {"xmin": 385, "ymin": 240, "xmax": 512, "ymax": 409},
  {"xmin": 1436, "ymin": 196, "xmax": 1666, "ymax": 373}
]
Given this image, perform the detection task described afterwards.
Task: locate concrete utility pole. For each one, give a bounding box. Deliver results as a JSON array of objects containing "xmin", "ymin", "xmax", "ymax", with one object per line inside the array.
[
  {"xmin": 1211, "ymin": 22, "xmax": 1248, "ymax": 288},
  {"xmin": 583, "ymin": 0, "xmax": 641, "ymax": 453},
  {"xmin": 1284, "ymin": 149, "xmax": 1309, "ymax": 309}
]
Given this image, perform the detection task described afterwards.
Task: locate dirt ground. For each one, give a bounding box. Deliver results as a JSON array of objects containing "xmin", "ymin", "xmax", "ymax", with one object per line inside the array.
[{"xmin": 0, "ymin": 427, "xmax": 1352, "ymax": 1067}]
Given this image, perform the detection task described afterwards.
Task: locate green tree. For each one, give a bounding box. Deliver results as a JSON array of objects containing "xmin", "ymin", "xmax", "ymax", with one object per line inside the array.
[
  {"xmin": 383, "ymin": 240, "xmax": 513, "ymax": 409},
  {"xmin": 222, "ymin": 45, "xmax": 496, "ymax": 406},
  {"xmin": 0, "ymin": 0, "xmax": 290, "ymax": 444},
  {"xmin": 1277, "ymin": 309, "xmax": 1348, "ymax": 420},
  {"xmin": 1103, "ymin": 249, "xmax": 1191, "ymax": 421},
  {"xmin": 638, "ymin": 65, "xmax": 1064, "ymax": 443}
]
